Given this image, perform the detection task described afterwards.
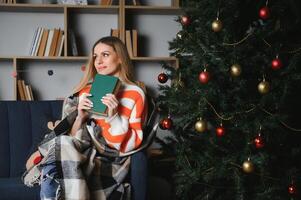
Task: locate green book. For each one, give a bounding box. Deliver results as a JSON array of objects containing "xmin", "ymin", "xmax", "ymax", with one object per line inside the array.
[{"xmin": 88, "ymin": 74, "xmax": 121, "ymax": 116}]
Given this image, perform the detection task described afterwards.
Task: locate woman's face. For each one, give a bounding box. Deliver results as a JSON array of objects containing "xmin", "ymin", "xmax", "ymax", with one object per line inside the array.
[{"xmin": 93, "ymin": 42, "xmax": 121, "ymax": 77}]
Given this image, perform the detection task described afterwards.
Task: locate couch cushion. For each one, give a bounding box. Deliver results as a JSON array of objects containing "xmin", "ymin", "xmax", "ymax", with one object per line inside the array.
[
  {"xmin": 0, "ymin": 177, "xmax": 40, "ymax": 200},
  {"xmin": 0, "ymin": 101, "xmax": 63, "ymax": 178}
]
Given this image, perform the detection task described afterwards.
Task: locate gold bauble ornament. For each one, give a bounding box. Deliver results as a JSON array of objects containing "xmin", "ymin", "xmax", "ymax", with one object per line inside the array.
[
  {"xmin": 195, "ymin": 119, "xmax": 207, "ymax": 133},
  {"xmin": 258, "ymin": 80, "xmax": 270, "ymax": 94},
  {"xmin": 230, "ymin": 64, "xmax": 242, "ymax": 77},
  {"xmin": 211, "ymin": 19, "xmax": 223, "ymax": 32},
  {"xmin": 242, "ymin": 159, "xmax": 255, "ymax": 173}
]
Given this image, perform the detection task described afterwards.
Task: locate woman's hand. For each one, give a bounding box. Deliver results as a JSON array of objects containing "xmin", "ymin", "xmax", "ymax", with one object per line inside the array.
[
  {"xmin": 78, "ymin": 93, "xmax": 93, "ymax": 121},
  {"xmin": 101, "ymin": 93, "xmax": 119, "ymax": 117}
]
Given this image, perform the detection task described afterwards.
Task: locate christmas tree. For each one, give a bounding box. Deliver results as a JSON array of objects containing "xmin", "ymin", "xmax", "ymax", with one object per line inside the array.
[{"xmin": 157, "ymin": 0, "xmax": 301, "ymax": 199}]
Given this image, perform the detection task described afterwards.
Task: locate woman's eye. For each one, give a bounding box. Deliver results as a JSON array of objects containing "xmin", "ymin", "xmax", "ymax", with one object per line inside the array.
[{"xmin": 103, "ymin": 53, "xmax": 109, "ymax": 57}]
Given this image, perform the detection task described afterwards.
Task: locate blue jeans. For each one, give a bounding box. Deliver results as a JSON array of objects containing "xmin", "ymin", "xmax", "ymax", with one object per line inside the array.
[{"xmin": 40, "ymin": 162, "xmax": 60, "ymax": 200}]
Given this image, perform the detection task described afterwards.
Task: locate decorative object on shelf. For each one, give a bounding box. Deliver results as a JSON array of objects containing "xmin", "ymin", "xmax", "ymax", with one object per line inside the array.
[
  {"xmin": 195, "ymin": 118, "xmax": 207, "ymax": 133},
  {"xmin": 199, "ymin": 68, "xmax": 210, "ymax": 84},
  {"xmin": 158, "ymin": 72, "xmax": 168, "ymax": 84},
  {"xmin": 81, "ymin": 65, "xmax": 86, "ymax": 72},
  {"xmin": 58, "ymin": 0, "xmax": 88, "ymax": 5},
  {"xmin": 11, "ymin": 71, "xmax": 17, "ymax": 78},
  {"xmin": 242, "ymin": 158, "xmax": 255, "ymax": 173},
  {"xmin": 48, "ymin": 70, "xmax": 54, "ymax": 76},
  {"xmin": 230, "ymin": 63, "xmax": 242, "ymax": 77},
  {"xmin": 258, "ymin": 78, "xmax": 270, "ymax": 94},
  {"xmin": 271, "ymin": 56, "xmax": 283, "ymax": 70},
  {"xmin": 212, "ymin": 18, "xmax": 223, "ymax": 32}
]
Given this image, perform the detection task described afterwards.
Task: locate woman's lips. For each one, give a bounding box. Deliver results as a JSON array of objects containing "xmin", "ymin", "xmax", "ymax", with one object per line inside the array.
[{"xmin": 96, "ymin": 66, "xmax": 107, "ymax": 70}]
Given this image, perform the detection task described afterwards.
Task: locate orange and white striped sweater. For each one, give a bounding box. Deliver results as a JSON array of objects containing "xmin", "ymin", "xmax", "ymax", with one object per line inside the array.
[{"xmin": 80, "ymin": 83, "xmax": 146, "ymax": 153}]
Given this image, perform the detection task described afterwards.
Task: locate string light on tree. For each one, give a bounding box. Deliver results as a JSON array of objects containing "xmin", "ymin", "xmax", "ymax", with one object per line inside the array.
[
  {"xmin": 242, "ymin": 157, "xmax": 255, "ymax": 173},
  {"xmin": 271, "ymin": 55, "xmax": 283, "ymax": 70},
  {"xmin": 195, "ymin": 118, "xmax": 207, "ymax": 133},
  {"xmin": 258, "ymin": 77, "xmax": 270, "ymax": 94},
  {"xmin": 180, "ymin": 15, "xmax": 191, "ymax": 26},
  {"xmin": 158, "ymin": 72, "xmax": 168, "ymax": 84},
  {"xmin": 230, "ymin": 63, "xmax": 242, "ymax": 77}
]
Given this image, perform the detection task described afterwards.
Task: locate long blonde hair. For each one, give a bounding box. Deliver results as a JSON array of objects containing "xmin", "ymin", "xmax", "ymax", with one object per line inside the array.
[{"xmin": 73, "ymin": 36, "xmax": 136, "ymax": 94}]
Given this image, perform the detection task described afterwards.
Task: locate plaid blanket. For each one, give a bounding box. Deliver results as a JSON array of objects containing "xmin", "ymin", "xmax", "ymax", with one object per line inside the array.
[{"xmin": 37, "ymin": 94, "xmax": 154, "ymax": 200}]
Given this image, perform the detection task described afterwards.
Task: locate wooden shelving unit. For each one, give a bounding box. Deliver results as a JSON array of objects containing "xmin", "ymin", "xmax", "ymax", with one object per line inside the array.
[{"xmin": 0, "ymin": 0, "xmax": 181, "ymax": 100}]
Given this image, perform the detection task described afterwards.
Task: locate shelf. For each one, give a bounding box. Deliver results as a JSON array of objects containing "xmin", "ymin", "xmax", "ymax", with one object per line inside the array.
[
  {"xmin": 131, "ymin": 56, "xmax": 177, "ymax": 61},
  {"xmin": 0, "ymin": 4, "xmax": 118, "ymax": 13},
  {"xmin": 125, "ymin": 6, "xmax": 182, "ymax": 15}
]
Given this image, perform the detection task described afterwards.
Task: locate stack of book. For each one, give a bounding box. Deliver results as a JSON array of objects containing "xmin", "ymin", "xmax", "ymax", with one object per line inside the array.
[
  {"xmin": 125, "ymin": 29, "xmax": 138, "ymax": 58},
  {"xmin": 17, "ymin": 79, "xmax": 34, "ymax": 101},
  {"xmin": 29, "ymin": 28, "xmax": 64, "ymax": 57},
  {"xmin": 0, "ymin": 0, "xmax": 16, "ymax": 4}
]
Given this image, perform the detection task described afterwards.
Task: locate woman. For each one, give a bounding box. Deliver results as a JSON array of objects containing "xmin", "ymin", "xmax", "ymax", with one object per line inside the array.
[{"xmin": 25, "ymin": 36, "xmax": 147, "ymax": 200}]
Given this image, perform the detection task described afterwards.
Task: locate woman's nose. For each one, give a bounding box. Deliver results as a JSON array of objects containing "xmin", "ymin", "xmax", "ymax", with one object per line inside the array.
[{"xmin": 95, "ymin": 56, "xmax": 103, "ymax": 64}]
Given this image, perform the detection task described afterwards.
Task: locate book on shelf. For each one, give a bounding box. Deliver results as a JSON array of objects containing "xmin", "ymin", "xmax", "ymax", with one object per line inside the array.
[
  {"xmin": 44, "ymin": 29, "xmax": 54, "ymax": 56},
  {"xmin": 17, "ymin": 80, "xmax": 26, "ymax": 101},
  {"xmin": 125, "ymin": 30, "xmax": 133, "ymax": 58},
  {"xmin": 132, "ymin": 29, "xmax": 138, "ymax": 57},
  {"xmin": 49, "ymin": 28, "xmax": 60, "ymax": 57},
  {"xmin": 68, "ymin": 29, "xmax": 78, "ymax": 56},
  {"xmin": 88, "ymin": 74, "xmax": 121, "ymax": 116},
  {"xmin": 132, "ymin": 0, "xmax": 141, "ymax": 6},
  {"xmin": 54, "ymin": 30, "xmax": 64, "ymax": 56},
  {"xmin": 110, "ymin": 29, "xmax": 119, "ymax": 38},
  {"xmin": 100, "ymin": 0, "xmax": 112, "ymax": 5},
  {"xmin": 37, "ymin": 29, "xmax": 49, "ymax": 57}
]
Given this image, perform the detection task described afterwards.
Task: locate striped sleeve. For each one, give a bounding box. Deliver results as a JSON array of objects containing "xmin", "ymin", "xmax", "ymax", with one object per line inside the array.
[{"xmin": 102, "ymin": 85, "xmax": 146, "ymax": 153}]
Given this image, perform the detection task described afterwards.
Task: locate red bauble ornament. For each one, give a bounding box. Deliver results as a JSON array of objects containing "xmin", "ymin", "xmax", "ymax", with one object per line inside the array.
[
  {"xmin": 271, "ymin": 58, "xmax": 283, "ymax": 70},
  {"xmin": 288, "ymin": 184, "xmax": 297, "ymax": 195},
  {"xmin": 259, "ymin": 6, "xmax": 270, "ymax": 19},
  {"xmin": 254, "ymin": 134, "xmax": 265, "ymax": 149},
  {"xmin": 199, "ymin": 71, "xmax": 210, "ymax": 84},
  {"xmin": 181, "ymin": 15, "xmax": 191, "ymax": 26},
  {"xmin": 158, "ymin": 72, "xmax": 168, "ymax": 83},
  {"xmin": 160, "ymin": 117, "xmax": 173, "ymax": 130},
  {"xmin": 216, "ymin": 126, "xmax": 225, "ymax": 137}
]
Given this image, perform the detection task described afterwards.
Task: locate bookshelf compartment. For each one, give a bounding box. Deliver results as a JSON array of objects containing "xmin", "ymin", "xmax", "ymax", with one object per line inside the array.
[
  {"xmin": 0, "ymin": 60, "xmax": 15, "ymax": 100},
  {"xmin": 0, "ymin": 11, "xmax": 64, "ymax": 57},
  {"xmin": 16, "ymin": 60, "xmax": 86, "ymax": 100},
  {"xmin": 125, "ymin": 12, "xmax": 181, "ymax": 57},
  {"xmin": 67, "ymin": 10, "xmax": 119, "ymax": 56}
]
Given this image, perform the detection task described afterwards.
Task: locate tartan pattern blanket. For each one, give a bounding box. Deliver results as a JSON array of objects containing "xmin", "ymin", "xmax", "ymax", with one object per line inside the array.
[{"xmin": 37, "ymin": 94, "xmax": 146, "ymax": 200}]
